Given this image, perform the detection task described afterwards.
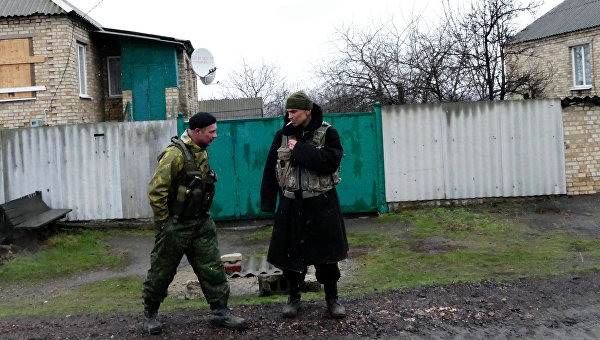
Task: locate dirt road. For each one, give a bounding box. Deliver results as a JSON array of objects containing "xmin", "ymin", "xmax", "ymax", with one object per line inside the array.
[{"xmin": 1, "ymin": 194, "xmax": 599, "ymax": 339}]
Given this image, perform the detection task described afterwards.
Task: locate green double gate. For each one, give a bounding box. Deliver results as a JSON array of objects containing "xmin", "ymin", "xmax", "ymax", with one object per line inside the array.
[{"xmin": 178, "ymin": 105, "xmax": 387, "ymax": 220}]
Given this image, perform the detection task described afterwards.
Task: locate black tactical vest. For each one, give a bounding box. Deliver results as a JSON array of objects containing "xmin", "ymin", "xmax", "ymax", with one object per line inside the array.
[
  {"xmin": 275, "ymin": 122, "xmax": 341, "ymax": 199},
  {"xmin": 168, "ymin": 136, "xmax": 217, "ymax": 222}
]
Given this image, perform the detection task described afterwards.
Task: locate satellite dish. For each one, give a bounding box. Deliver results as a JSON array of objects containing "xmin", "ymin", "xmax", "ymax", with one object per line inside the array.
[{"xmin": 191, "ymin": 48, "xmax": 217, "ymax": 85}]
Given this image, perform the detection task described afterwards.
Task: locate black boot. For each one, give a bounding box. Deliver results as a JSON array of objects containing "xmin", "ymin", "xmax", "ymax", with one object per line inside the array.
[
  {"xmin": 282, "ymin": 285, "xmax": 301, "ymax": 318},
  {"xmin": 143, "ymin": 305, "xmax": 162, "ymax": 335},
  {"xmin": 209, "ymin": 294, "xmax": 248, "ymax": 330},
  {"xmin": 324, "ymin": 283, "xmax": 346, "ymax": 319}
]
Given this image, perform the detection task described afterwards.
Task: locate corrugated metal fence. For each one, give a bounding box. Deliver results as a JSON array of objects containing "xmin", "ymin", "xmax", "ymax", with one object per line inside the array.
[
  {"xmin": 382, "ymin": 99, "xmax": 566, "ymax": 202},
  {"xmin": 198, "ymin": 98, "xmax": 264, "ymax": 120},
  {"xmin": 0, "ymin": 99, "xmax": 567, "ymax": 221},
  {"xmin": 0, "ymin": 120, "xmax": 174, "ymax": 220}
]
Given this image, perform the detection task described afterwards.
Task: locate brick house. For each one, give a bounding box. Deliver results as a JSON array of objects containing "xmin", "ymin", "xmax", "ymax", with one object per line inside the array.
[
  {"xmin": 506, "ymin": 0, "xmax": 599, "ymax": 99},
  {"xmin": 0, "ymin": 0, "xmax": 198, "ymax": 129},
  {"xmin": 506, "ymin": 0, "xmax": 600, "ymax": 195}
]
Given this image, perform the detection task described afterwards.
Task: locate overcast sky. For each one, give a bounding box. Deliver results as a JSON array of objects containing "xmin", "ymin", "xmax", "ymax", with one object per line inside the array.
[{"xmin": 67, "ymin": 0, "xmax": 565, "ymax": 99}]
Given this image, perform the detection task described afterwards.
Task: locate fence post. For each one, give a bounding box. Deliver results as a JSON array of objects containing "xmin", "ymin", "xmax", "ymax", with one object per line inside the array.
[
  {"xmin": 374, "ymin": 102, "xmax": 388, "ymax": 214},
  {"xmin": 177, "ymin": 112, "xmax": 184, "ymax": 136}
]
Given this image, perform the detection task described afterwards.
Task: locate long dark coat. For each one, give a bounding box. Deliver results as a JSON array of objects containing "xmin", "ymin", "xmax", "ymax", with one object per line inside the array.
[{"xmin": 261, "ymin": 104, "xmax": 349, "ymax": 272}]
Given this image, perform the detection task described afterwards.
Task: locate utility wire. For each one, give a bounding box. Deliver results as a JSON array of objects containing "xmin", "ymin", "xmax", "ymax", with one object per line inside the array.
[{"xmin": 48, "ymin": 0, "xmax": 106, "ymax": 112}]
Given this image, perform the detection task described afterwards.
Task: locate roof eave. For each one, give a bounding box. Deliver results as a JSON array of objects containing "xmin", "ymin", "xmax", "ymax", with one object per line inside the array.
[
  {"xmin": 96, "ymin": 28, "xmax": 194, "ymax": 55},
  {"xmin": 508, "ymin": 25, "xmax": 600, "ymax": 45}
]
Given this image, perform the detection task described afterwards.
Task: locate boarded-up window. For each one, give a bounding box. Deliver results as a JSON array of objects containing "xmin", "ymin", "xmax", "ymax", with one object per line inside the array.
[{"xmin": 0, "ymin": 38, "xmax": 44, "ymax": 100}]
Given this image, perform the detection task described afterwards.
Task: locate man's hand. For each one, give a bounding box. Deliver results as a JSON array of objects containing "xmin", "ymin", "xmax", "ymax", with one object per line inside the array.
[
  {"xmin": 288, "ymin": 139, "xmax": 297, "ymax": 150},
  {"xmin": 153, "ymin": 219, "xmax": 170, "ymax": 232}
]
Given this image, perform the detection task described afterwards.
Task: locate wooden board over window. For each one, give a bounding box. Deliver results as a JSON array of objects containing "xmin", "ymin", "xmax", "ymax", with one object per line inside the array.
[{"xmin": 0, "ymin": 38, "xmax": 45, "ymax": 101}]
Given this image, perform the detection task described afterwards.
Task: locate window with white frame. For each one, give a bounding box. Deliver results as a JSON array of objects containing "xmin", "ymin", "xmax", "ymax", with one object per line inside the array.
[
  {"xmin": 77, "ymin": 43, "xmax": 88, "ymax": 96},
  {"xmin": 571, "ymin": 44, "xmax": 592, "ymax": 88},
  {"xmin": 107, "ymin": 56, "xmax": 122, "ymax": 97}
]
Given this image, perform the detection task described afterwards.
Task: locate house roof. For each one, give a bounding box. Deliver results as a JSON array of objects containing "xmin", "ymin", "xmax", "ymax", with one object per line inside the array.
[
  {"xmin": 0, "ymin": 0, "xmax": 104, "ymax": 30},
  {"xmin": 0, "ymin": 0, "xmax": 195, "ymax": 54},
  {"xmin": 511, "ymin": 0, "xmax": 600, "ymax": 43},
  {"xmin": 97, "ymin": 28, "xmax": 195, "ymax": 55}
]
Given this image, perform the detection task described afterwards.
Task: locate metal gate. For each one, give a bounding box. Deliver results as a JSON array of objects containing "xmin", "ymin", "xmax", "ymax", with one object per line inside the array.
[{"xmin": 178, "ymin": 105, "xmax": 386, "ymax": 220}]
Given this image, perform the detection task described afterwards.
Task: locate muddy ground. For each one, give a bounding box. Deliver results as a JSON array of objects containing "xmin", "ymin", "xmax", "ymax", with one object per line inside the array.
[{"xmin": 1, "ymin": 194, "xmax": 600, "ymax": 339}]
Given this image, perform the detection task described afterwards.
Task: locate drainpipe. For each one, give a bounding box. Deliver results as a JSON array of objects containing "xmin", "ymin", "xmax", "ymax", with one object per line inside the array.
[{"xmin": 374, "ymin": 102, "xmax": 388, "ymax": 214}]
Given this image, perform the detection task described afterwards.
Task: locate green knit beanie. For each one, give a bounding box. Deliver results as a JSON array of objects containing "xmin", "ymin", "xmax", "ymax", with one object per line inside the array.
[{"xmin": 285, "ymin": 91, "xmax": 313, "ymax": 110}]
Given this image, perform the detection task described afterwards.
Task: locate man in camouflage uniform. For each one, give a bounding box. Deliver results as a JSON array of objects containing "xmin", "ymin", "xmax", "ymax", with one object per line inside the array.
[{"xmin": 142, "ymin": 112, "xmax": 247, "ymax": 334}]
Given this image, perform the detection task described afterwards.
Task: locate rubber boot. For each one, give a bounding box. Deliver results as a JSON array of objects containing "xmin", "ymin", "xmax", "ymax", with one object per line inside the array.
[
  {"xmin": 324, "ymin": 283, "xmax": 346, "ymax": 319},
  {"xmin": 143, "ymin": 305, "xmax": 162, "ymax": 335},
  {"xmin": 209, "ymin": 295, "xmax": 248, "ymax": 330},
  {"xmin": 282, "ymin": 285, "xmax": 301, "ymax": 318}
]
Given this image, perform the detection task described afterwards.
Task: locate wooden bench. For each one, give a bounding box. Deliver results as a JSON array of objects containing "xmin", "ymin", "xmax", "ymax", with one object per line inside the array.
[{"xmin": 0, "ymin": 191, "xmax": 71, "ymax": 230}]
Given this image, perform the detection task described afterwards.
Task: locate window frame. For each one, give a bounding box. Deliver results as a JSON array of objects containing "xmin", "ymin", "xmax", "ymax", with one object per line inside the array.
[
  {"xmin": 571, "ymin": 43, "xmax": 592, "ymax": 90},
  {"xmin": 77, "ymin": 42, "xmax": 88, "ymax": 97},
  {"xmin": 0, "ymin": 37, "xmax": 46, "ymax": 102},
  {"xmin": 107, "ymin": 56, "xmax": 122, "ymax": 98}
]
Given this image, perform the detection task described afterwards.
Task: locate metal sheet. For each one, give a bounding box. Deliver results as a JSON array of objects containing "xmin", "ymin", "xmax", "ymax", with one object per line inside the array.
[
  {"xmin": 382, "ymin": 99, "xmax": 566, "ymax": 202},
  {"xmin": 0, "ymin": 0, "xmax": 63, "ymax": 17},
  {"xmin": 184, "ymin": 112, "xmax": 383, "ymax": 220},
  {"xmin": 198, "ymin": 98, "xmax": 264, "ymax": 120},
  {"xmin": 0, "ymin": 120, "xmax": 176, "ymax": 221}
]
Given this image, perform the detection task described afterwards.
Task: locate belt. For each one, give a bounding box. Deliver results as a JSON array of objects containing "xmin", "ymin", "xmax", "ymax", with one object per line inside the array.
[{"xmin": 282, "ymin": 190, "xmax": 323, "ymax": 199}]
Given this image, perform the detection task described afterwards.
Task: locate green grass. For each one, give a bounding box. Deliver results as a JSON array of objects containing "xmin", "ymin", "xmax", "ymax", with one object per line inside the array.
[
  {"xmin": 3, "ymin": 205, "xmax": 600, "ymax": 317},
  {"xmin": 346, "ymin": 207, "xmax": 600, "ymax": 294},
  {"xmin": 240, "ymin": 226, "xmax": 273, "ymax": 243},
  {"xmin": 0, "ymin": 276, "xmax": 323, "ymax": 317},
  {"xmin": 0, "ymin": 230, "xmax": 128, "ymax": 284}
]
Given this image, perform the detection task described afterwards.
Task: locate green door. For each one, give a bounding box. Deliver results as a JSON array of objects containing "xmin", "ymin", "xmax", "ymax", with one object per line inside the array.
[{"xmin": 132, "ymin": 65, "xmax": 166, "ymax": 121}]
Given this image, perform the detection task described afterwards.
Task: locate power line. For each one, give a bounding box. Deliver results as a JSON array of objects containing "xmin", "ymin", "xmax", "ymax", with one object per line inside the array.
[{"xmin": 48, "ymin": 0, "xmax": 107, "ymax": 112}]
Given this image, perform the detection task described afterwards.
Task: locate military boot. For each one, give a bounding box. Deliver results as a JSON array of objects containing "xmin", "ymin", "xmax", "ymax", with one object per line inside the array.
[
  {"xmin": 143, "ymin": 305, "xmax": 162, "ymax": 335},
  {"xmin": 282, "ymin": 285, "xmax": 301, "ymax": 318},
  {"xmin": 209, "ymin": 295, "xmax": 248, "ymax": 330},
  {"xmin": 324, "ymin": 283, "xmax": 346, "ymax": 319}
]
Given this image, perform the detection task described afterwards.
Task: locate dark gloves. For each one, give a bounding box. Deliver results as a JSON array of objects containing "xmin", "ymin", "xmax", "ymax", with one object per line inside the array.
[{"xmin": 153, "ymin": 219, "xmax": 170, "ymax": 233}]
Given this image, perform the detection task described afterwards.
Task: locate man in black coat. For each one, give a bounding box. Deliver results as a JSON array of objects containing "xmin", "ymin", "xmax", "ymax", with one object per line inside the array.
[{"xmin": 261, "ymin": 91, "xmax": 348, "ymax": 319}]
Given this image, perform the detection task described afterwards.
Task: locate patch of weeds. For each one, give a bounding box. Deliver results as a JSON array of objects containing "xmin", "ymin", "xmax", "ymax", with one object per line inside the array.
[
  {"xmin": 344, "ymin": 207, "xmax": 600, "ymax": 296},
  {"xmin": 0, "ymin": 277, "xmax": 144, "ymax": 317},
  {"xmin": 0, "ymin": 230, "xmax": 128, "ymax": 284},
  {"xmin": 247, "ymin": 248, "xmax": 269, "ymax": 258},
  {"xmin": 568, "ymin": 239, "xmax": 597, "ymax": 252},
  {"xmin": 241, "ymin": 226, "xmax": 273, "ymax": 243},
  {"xmin": 377, "ymin": 207, "xmax": 514, "ymax": 239}
]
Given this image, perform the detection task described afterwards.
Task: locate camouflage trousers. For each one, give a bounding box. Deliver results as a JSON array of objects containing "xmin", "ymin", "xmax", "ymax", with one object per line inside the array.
[{"xmin": 142, "ymin": 216, "xmax": 229, "ymax": 307}]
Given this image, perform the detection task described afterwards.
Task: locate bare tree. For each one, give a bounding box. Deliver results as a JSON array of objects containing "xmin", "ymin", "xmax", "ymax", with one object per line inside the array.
[
  {"xmin": 316, "ymin": 20, "xmax": 416, "ymax": 112},
  {"xmin": 504, "ymin": 51, "xmax": 555, "ymax": 99},
  {"xmin": 219, "ymin": 59, "xmax": 288, "ymax": 117},
  {"xmin": 445, "ymin": 0, "xmax": 543, "ymax": 100},
  {"xmin": 315, "ymin": 0, "xmax": 550, "ymax": 109},
  {"xmin": 405, "ymin": 22, "xmax": 474, "ymax": 102}
]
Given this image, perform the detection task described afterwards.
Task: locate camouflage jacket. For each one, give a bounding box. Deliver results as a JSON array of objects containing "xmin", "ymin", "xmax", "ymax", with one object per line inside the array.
[{"xmin": 148, "ymin": 130, "xmax": 210, "ymax": 225}]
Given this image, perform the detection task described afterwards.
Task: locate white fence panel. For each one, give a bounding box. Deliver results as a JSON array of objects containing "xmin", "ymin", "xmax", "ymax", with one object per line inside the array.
[
  {"xmin": 0, "ymin": 120, "xmax": 175, "ymax": 220},
  {"xmin": 382, "ymin": 99, "xmax": 566, "ymax": 202}
]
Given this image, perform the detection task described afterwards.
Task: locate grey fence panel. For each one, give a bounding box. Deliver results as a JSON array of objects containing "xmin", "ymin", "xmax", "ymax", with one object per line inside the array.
[
  {"xmin": 382, "ymin": 99, "xmax": 566, "ymax": 202},
  {"xmin": 118, "ymin": 120, "xmax": 175, "ymax": 219},
  {"xmin": 0, "ymin": 120, "xmax": 176, "ymax": 221},
  {"xmin": 382, "ymin": 103, "xmax": 446, "ymax": 201}
]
